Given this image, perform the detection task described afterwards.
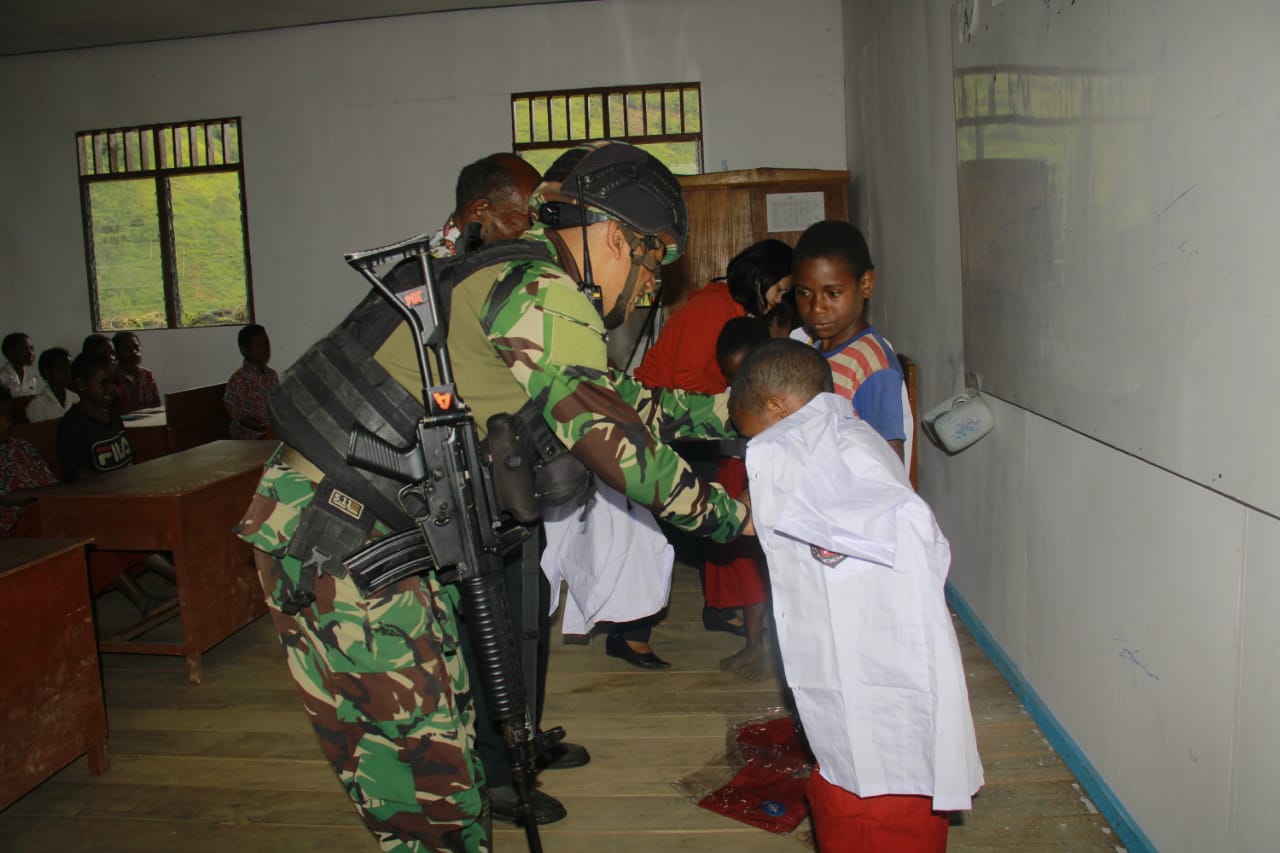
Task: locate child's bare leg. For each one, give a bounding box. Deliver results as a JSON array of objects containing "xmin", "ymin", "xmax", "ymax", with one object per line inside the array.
[{"xmin": 719, "ymin": 603, "xmax": 773, "ymax": 679}]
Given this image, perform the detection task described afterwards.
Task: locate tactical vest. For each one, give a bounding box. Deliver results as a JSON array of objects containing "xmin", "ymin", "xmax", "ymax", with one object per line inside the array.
[{"xmin": 268, "ymin": 241, "xmax": 554, "ymax": 530}]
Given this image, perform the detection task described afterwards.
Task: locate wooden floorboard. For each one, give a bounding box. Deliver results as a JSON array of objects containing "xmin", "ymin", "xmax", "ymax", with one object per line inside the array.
[{"xmin": 0, "ymin": 563, "xmax": 1121, "ymax": 851}]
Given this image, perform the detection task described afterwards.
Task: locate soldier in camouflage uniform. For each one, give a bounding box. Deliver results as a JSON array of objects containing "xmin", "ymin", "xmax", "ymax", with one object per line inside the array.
[
  {"xmin": 372, "ymin": 141, "xmax": 754, "ymax": 822},
  {"xmin": 237, "ymin": 456, "xmax": 488, "ymax": 853}
]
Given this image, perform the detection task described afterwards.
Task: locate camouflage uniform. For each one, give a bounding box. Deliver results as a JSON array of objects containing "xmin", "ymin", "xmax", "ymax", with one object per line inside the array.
[
  {"xmin": 237, "ymin": 451, "xmax": 488, "ymax": 853},
  {"xmin": 375, "ymin": 222, "xmax": 749, "ymax": 542}
]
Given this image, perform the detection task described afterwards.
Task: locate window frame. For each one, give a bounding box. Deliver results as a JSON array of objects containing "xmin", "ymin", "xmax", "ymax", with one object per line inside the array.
[
  {"xmin": 511, "ymin": 82, "xmax": 703, "ymax": 173},
  {"xmin": 76, "ymin": 117, "xmax": 255, "ymax": 331}
]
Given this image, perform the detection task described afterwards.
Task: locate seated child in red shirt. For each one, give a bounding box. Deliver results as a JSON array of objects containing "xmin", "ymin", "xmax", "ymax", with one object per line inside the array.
[
  {"xmin": 224, "ymin": 324, "xmax": 279, "ymax": 439},
  {"xmin": 113, "ymin": 331, "xmax": 161, "ymax": 413}
]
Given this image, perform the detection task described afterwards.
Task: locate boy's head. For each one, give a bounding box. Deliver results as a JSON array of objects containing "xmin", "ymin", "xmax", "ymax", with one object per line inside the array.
[
  {"xmin": 716, "ymin": 316, "xmax": 772, "ymax": 385},
  {"xmin": 792, "ymin": 220, "xmax": 876, "ymax": 351},
  {"xmin": 725, "ymin": 239, "xmax": 794, "ymax": 316},
  {"xmin": 71, "ymin": 352, "xmax": 118, "ymax": 410},
  {"xmin": 728, "ymin": 339, "xmax": 834, "ymax": 438},
  {"xmin": 38, "ymin": 347, "xmax": 72, "ymax": 389},
  {"xmin": 0, "ymin": 387, "xmax": 14, "ymax": 441},
  {"xmin": 3, "ymin": 333, "xmax": 34, "ymax": 369},
  {"xmin": 112, "ymin": 331, "xmax": 142, "ymax": 368},
  {"xmin": 238, "ymin": 324, "xmax": 271, "ymax": 365},
  {"xmin": 82, "ymin": 334, "xmax": 117, "ymax": 367}
]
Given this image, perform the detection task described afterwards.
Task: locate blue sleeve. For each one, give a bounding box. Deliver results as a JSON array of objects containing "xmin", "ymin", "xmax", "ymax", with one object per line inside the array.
[{"xmin": 852, "ymin": 368, "xmax": 906, "ymax": 443}]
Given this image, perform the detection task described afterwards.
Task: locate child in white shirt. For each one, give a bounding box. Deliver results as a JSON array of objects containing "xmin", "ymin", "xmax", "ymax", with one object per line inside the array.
[{"xmin": 729, "ymin": 338, "xmax": 983, "ymax": 852}]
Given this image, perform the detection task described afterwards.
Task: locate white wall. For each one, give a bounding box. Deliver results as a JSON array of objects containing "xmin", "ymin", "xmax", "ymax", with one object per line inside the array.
[
  {"xmin": 841, "ymin": 2, "xmax": 1280, "ymax": 852},
  {"xmin": 0, "ymin": 0, "xmax": 845, "ymax": 393}
]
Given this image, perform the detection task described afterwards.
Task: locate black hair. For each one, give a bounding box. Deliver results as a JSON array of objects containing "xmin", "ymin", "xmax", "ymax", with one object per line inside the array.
[
  {"xmin": 0, "ymin": 386, "xmax": 11, "ymax": 403},
  {"xmin": 82, "ymin": 333, "xmax": 112, "ymax": 355},
  {"xmin": 455, "ymin": 153, "xmax": 535, "ymax": 216},
  {"xmin": 71, "ymin": 351, "xmax": 113, "ymax": 382},
  {"xmin": 766, "ymin": 288, "xmax": 800, "ymax": 335},
  {"xmin": 38, "ymin": 347, "xmax": 71, "ymax": 377},
  {"xmin": 725, "ymin": 239, "xmax": 794, "ymax": 315},
  {"xmin": 729, "ymin": 338, "xmax": 834, "ymax": 419},
  {"xmin": 238, "ymin": 324, "xmax": 267, "ymax": 351},
  {"xmin": 716, "ymin": 316, "xmax": 772, "ymax": 366},
  {"xmin": 2, "ymin": 332, "xmax": 29, "ymax": 356},
  {"xmin": 793, "ymin": 220, "xmax": 875, "ymax": 279},
  {"xmin": 111, "ymin": 331, "xmax": 138, "ymax": 350}
]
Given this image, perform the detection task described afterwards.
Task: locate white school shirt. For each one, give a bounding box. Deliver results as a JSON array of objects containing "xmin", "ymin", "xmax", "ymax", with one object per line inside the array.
[
  {"xmin": 1, "ymin": 360, "xmax": 37, "ymax": 398},
  {"xmin": 746, "ymin": 392, "xmax": 983, "ymax": 810},
  {"xmin": 541, "ymin": 479, "xmax": 674, "ymax": 634},
  {"xmin": 23, "ymin": 384, "xmax": 79, "ymax": 422}
]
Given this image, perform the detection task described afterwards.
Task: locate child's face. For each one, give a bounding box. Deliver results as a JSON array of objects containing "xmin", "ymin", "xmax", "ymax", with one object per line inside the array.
[
  {"xmin": 794, "ymin": 257, "xmax": 876, "ymax": 352},
  {"xmin": 242, "ymin": 331, "xmax": 271, "ymax": 366},
  {"xmin": 77, "ymin": 366, "xmax": 118, "ymax": 409},
  {"xmin": 115, "ymin": 334, "xmax": 142, "ymax": 368},
  {"xmin": 45, "ymin": 357, "xmax": 72, "ymax": 390},
  {"xmin": 5, "ymin": 336, "xmax": 34, "ymax": 368}
]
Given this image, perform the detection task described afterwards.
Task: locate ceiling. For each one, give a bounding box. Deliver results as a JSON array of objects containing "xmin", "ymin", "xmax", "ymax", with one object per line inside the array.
[{"xmin": 0, "ymin": 0, "xmax": 580, "ymax": 57}]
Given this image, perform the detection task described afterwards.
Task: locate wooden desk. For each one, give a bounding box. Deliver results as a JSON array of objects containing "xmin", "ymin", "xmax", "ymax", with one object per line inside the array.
[
  {"xmin": 122, "ymin": 408, "xmax": 169, "ymax": 462},
  {"xmin": 38, "ymin": 440, "xmax": 275, "ymax": 684},
  {"xmin": 0, "ymin": 538, "xmax": 109, "ymax": 808}
]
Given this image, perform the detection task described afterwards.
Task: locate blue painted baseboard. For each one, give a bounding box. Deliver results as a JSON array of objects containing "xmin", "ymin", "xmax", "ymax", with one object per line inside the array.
[{"xmin": 945, "ymin": 582, "xmax": 1159, "ymax": 853}]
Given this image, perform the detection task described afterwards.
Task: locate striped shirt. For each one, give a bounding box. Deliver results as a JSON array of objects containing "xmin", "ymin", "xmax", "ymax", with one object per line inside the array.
[{"xmin": 800, "ymin": 325, "xmax": 905, "ymax": 444}]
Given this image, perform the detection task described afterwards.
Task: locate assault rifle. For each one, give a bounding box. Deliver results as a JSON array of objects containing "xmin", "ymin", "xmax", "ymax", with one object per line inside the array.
[{"xmin": 342, "ymin": 235, "xmax": 542, "ymax": 852}]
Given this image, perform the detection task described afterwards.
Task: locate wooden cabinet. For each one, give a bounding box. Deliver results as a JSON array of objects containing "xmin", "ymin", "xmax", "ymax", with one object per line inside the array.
[
  {"xmin": 0, "ymin": 538, "xmax": 109, "ymax": 808},
  {"xmin": 662, "ymin": 168, "xmax": 850, "ymax": 307}
]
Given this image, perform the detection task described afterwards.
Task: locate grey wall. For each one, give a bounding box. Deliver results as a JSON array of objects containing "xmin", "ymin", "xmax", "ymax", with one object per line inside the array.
[
  {"xmin": 842, "ymin": 2, "xmax": 1280, "ymax": 851},
  {"xmin": 0, "ymin": 0, "xmax": 846, "ymax": 392}
]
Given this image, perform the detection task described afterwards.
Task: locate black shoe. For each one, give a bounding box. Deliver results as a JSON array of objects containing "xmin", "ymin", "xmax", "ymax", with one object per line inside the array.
[
  {"xmin": 538, "ymin": 741, "xmax": 591, "ymax": 770},
  {"xmin": 488, "ymin": 785, "xmax": 567, "ymax": 826},
  {"xmin": 605, "ymin": 632, "xmax": 671, "ymax": 669},
  {"xmin": 702, "ymin": 606, "xmax": 747, "ymax": 637}
]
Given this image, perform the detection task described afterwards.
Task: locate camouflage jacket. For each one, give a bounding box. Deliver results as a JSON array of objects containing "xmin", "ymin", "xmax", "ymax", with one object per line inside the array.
[{"xmin": 376, "ymin": 223, "xmax": 748, "ymax": 543}]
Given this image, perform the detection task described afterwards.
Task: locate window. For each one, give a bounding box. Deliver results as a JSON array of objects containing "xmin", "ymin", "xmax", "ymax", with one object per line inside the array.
[
  {"xmin": 512, "ymin": 83, "xmax": 703, "ymax": 175},
  {"xmin": 76, "ymin": 117, "xmax": 253, "ymax": 330}
]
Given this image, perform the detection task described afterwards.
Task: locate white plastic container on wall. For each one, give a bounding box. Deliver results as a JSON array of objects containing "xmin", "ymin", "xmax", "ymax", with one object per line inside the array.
[{"xmin": 922, "ymin": 389, "xmax": 995, "ymax": 454}]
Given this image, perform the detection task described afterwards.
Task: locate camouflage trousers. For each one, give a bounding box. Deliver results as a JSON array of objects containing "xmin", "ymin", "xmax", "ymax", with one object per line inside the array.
[{"xmin": 240, "ymin": 456, "xmax": 489, "ymax": 852}]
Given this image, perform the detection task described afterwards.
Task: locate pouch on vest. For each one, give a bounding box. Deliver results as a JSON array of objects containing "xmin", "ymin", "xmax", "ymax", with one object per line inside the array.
[{"xmin": 484, "ymin": 399, "xmax": 594, "ymax": 522}]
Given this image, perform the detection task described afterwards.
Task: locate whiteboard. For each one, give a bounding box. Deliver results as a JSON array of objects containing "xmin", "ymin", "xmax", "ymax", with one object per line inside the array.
[{"xmin": 952, "ymin": 0, "xmax": 1280, "ymax": 516}]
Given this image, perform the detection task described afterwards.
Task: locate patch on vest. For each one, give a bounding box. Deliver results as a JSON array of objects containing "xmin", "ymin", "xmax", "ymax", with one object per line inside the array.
[
  {"xmin": 810, "ymin": 544, "xmax": 847, "ymax": 567},
  {"xmin": 327, "ymin": 488, "xmax": 365, "ymax": 521}
]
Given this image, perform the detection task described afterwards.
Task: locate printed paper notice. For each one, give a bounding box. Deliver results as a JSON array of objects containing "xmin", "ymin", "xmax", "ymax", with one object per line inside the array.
[{"xmin": 766, "ymin": 192, "xmax": 826, "ymax": 232}]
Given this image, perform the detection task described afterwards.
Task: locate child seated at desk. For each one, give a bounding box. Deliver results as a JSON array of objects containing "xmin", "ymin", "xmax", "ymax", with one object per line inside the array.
[
  {"xmin": 24, "ymin": 347, "xmax": 79, "ymax": 423},
  {"xmin": 224, "ymin": 324, "xmax": 278, "ymax": 440},
  {"xmin": 55, "ymin": 353, "xmax": 175, "ymax": 615},
  {"xmin": 113, "ymin": 331, "xmax": 161, "ymax": 413},
  {"xmin": 729, "ymin": 339, "xmax": 983, "ymax": 852},
  {"xmin": 0, "ymin": 387, "xmax": 56, "ymax": 536},
  {"xmin": 58, "ymin": 352, "xmax": 133, "ymax": 482},
  {"xmin": 2, "ymin": 332, "xmax": 38, "ymax": 399}
]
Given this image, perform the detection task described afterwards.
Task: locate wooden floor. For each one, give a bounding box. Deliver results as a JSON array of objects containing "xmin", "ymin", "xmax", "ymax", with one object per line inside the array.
[{"xmin": 0, "ymin": 564, "xmax": 1123, "ymax": 851}]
